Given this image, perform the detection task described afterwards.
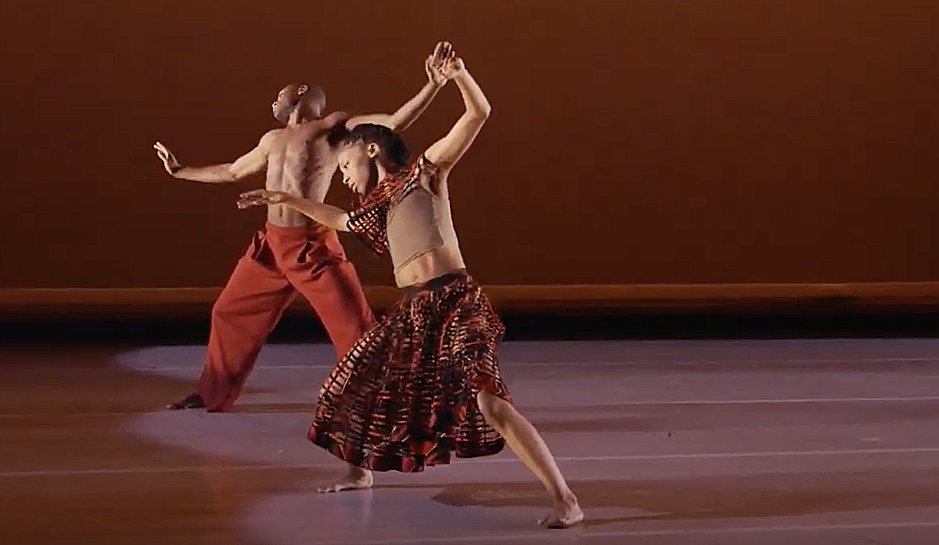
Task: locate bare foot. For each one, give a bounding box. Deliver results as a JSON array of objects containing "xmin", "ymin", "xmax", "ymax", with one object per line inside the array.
[
  {"xmin": 167, "ymin": 392, "xmax": 206, "ymax": 410},
  {"xmin": 539, "ymin": 494, "xmax": 584, "ymax": 529},
  {"xmin": 317, "ymin": 467, "xmax": 373, "ymax": 493}
]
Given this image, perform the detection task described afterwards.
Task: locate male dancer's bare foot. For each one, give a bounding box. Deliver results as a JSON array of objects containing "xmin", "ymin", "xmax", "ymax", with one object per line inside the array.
[
  {"xmin": 539, "ymin": 493, "xmax": 584, "ymax": 529},
  {"xmin": 317, "ymin": 466, "xmax": 373, "ymax": 493},
  {"xmin": 167, "ymin": 392, "xmax": 206, "ymax": 410}
]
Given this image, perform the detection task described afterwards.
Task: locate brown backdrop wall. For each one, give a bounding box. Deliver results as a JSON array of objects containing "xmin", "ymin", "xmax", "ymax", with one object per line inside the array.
[{"xmin": 1, "ymin": 0, "xmax": 937, "ymax": 291}]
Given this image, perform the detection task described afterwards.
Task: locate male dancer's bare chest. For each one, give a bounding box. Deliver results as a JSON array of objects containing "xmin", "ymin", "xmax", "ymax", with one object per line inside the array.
[{"xmin": 264, "ymin": 130, "xmax": 335, "ymax": 202}]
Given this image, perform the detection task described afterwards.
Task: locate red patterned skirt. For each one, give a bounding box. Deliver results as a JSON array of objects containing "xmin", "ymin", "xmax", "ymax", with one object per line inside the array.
[{"xmin": 307, "ymin": 269, "xmax": 511, "ymax": 472}]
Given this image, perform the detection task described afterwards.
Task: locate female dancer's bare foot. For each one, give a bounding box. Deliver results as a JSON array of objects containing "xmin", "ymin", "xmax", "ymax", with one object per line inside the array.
[
  {"xmin": 317, "ymin": 466, "xmax": 373, "ymax": 493},
  {"xmin": 539, "ymin": 493, "xmax": 584, "ymax": 529}
]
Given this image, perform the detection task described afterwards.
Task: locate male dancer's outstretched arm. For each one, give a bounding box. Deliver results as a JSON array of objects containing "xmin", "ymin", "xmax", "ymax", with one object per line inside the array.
[
  {"xmin": 153, "ymin": 130, "xmax": 277, "ymax": 183},
  {"xmin": 346, "ymin": 42, "xmax": 453, "ymax": 131},
  {"xmin": 241, "ymin": 197, "xmax": 350, "ymax": 232},
  {"xmin": 155, "ymin": 42, "xmax": 452, "ymax": 186}
]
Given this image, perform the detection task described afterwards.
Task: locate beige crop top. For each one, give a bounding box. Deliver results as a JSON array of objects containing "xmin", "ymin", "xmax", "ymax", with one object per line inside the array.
[{"xmin": 345, "ymin": 156, "xmax": 461, "ymax": 273}]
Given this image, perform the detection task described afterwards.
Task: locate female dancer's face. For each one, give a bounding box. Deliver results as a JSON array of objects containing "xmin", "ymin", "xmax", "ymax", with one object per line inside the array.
[{"xmin": 338, "ymin": 143, "xmax": 375, "ymax": 195}]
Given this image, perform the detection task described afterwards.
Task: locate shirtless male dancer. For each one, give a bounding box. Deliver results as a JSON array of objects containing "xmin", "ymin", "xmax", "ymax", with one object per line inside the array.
[
  {"xmin": 153, "ymin": 43, "xmax": 451, "ymax": 412},
  {"xmin": 238, "ymin": 44, "xmax": 583, "ymax": 528}
]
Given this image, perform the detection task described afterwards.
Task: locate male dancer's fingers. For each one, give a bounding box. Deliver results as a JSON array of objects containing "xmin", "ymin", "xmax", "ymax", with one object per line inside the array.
[
  {"xmin": 434, "ymin": 41, "xmax": 451, "ymax": 64},
  {"xmin": 154, "ymin": 143, "xmax": 175, "ymax": 165},
  {"xmin": 426, "ymin": 55, "xmax": 445, "ymax": 83},
  {"xmin": 442, "ymin": 48, "xmax": 456, "ymax": 68},
  {"xmin": 430, "ymin": 45, "xmax": 452, "ymax": 79}
]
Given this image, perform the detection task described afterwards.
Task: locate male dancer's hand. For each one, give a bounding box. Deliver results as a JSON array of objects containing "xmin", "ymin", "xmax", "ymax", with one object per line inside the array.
[
  {"xmin": 426, "ymin": 41, "xmax": 454, "ymax": 85},
  {"xmin": 425, "ymin": 56, "xmax": 447, "ymax": 86},
  {"xmin": 153, "ymin": 142, "xmax": 182, "ymax": 175},
  {"xmin": 237, "ymin": 189, "xmax": 291, "ymax": 209},
  {"xmin": 438, "ymin": 54, "xmax": 465, "ymax": 81}
]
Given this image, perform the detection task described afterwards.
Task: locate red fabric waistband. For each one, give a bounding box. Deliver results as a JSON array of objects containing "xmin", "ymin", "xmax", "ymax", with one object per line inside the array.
[{"xmin": 264, "ymin": 221, "xmax": 332, "ymax": 238}]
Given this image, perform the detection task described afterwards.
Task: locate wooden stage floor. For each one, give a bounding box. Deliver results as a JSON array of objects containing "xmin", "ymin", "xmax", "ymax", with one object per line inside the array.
[{"xmin": 2, "ymin": 338, "xmax": 939, "ymax": 544}]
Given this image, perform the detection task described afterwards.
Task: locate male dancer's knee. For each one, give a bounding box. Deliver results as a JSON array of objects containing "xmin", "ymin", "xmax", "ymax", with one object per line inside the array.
[{"xmin": 210, "ymin": 289, "xmax": 243, "ymax": 322}]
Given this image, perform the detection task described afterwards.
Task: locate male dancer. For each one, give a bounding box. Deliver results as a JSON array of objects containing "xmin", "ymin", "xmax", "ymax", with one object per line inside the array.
[
  {"xmin": 154, "ymin": 44, "xmax": 450, "ymax": 411},
  {"xmin": 238, "ymin": 44, "xmax": 583, "ymax": 528}
]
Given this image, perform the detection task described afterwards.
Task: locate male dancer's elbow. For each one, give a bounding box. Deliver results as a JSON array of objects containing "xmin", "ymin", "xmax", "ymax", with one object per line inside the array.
[{"xmin": 472, "ymin": 104, "xmax": 491, "ymax": 120}]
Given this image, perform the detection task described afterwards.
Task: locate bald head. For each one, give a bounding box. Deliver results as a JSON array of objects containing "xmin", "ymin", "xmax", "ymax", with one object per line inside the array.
[{"xmin": 272, "ymin": 83, "xmax": 326, "ymax": 124}]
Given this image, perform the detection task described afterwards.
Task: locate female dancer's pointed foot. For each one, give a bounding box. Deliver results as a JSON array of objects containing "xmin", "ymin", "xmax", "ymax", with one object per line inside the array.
[
  {"xmin": 539, "ymin": 494, "xmax": 584, "ymax": 529},
  {"xmin": 317, "ymin": 467, "xmax": 373, "ymax": 493}
]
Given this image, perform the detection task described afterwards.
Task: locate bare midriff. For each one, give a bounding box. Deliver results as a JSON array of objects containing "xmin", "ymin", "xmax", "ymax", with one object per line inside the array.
[{"xmin": 394, "ymin": 246, "xmax": 466, "ymax": 288}]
